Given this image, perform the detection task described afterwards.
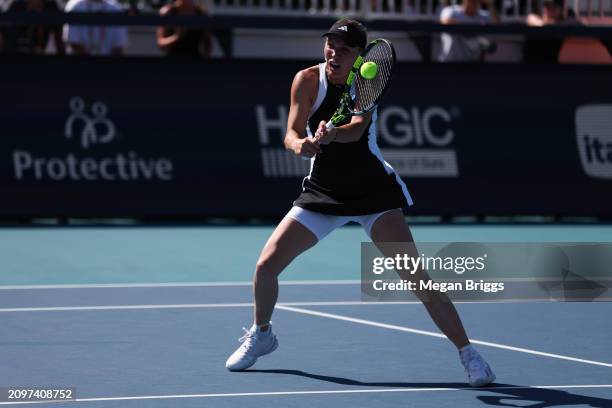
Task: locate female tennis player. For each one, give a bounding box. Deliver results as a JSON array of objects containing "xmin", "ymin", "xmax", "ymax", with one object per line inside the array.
[{"xmin": 226, "ymin": 19, "xmax": 496, "ymax": 387}]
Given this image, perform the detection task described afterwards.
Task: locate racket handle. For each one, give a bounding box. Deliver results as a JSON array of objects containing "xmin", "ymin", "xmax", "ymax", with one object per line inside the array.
[{"xmin": 325, "ymin": 121, "xmax": 335, "ymax": 130}]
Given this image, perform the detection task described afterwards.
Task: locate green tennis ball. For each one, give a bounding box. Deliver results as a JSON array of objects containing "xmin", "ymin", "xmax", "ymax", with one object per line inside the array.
[{"xmin": 360, "ymin": 61, "xmax": 378, "ymax": 80}]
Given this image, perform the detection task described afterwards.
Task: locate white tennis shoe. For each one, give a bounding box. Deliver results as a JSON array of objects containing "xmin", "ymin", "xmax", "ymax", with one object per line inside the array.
[
  {"xmin": 225, "ymin": 324, "xmax": 278, "ymax": 371},
  {"xmin": 460, "ymin": 345, "xmax": 496, "ymax": 387}
]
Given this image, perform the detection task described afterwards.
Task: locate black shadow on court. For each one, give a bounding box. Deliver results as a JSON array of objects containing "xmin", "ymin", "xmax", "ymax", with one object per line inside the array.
[{"xmin": 246, "ymin": 370, "xmax": 612, "ymax": 407}]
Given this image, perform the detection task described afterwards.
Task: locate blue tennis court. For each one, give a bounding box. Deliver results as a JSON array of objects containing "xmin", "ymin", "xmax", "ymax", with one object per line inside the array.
[{"xmin": 1, "ymin": 224, "xmax": 611, "ymax": 407}]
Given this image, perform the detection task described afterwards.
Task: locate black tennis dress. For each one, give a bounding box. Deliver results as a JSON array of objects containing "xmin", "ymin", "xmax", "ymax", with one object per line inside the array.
[{"xmin": 293, "ymin": 63, "xmax": 414, "ymax": 216}]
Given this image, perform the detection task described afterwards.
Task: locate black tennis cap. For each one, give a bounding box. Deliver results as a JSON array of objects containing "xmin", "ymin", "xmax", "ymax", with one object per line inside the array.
[{"xmin": 323, "ymin": 19, "xmax": 367, "ymax": 49}]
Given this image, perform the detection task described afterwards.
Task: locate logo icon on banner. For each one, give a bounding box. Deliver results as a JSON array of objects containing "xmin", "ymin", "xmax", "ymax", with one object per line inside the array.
[
  {"xmin": 11, "ymin": 97, "xmax": 175, "ymax": 182},
  {"xmin": 65, "ymin": 97, "xmax": 116, "ymax": 149},
  {"xmin": 576, "ymin": 105, "xmax": 612, "ymax": 179}
]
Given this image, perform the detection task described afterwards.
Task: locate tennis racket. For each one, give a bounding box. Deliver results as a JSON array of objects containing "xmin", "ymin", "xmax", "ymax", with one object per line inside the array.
[{"xmin": 324, "ymin": 38, "xmax": 396, "ymax": 131}]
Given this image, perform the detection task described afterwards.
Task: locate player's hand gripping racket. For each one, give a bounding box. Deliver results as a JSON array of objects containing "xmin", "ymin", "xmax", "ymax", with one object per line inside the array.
[{"xmin": 323, "ymin": 38, "xmax": 396, "ymax": 132}]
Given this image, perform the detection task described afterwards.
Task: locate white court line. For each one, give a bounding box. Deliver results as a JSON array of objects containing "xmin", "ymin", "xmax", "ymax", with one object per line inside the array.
[
  {"xmin": 3, "ymin": 302, "xmax": 610, "ymax": 368},
  {"xmin": 3, "ymin": 301, "xmax": 612, "ymax": 368},
  {"xmin": 0, "ymin": 385, "xmax": 610, "ymax": 405},
  {"xmin": 0, "ymin": 301, "xmax": 421, "ymax": 313},
  {"xmin": 0, "ymin": 281, "xmax": 361, "ymax": 290},
  {"xmin": 276, "ymin": 305, "xmax": 612, "ymax": 369},
  {"xmin": 0, "ymin": 303, "xmax": 254, "ymax": 312}
]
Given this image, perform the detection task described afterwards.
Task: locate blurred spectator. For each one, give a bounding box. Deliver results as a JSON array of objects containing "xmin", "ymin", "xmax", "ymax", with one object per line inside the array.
[
  {"xmin": 526, "ymin": 0, "xmax": 569, "ymax": 26},
  {"xmin": 0, "ymin": 0, "xmax": 65, "ymax": 55},
  {"xmin": 524, "ymin": 0, "xmax": 580, "ymax": 63},
  {"xmin": 63, "ymin": 0, "xmax": 129, "ymax": 55},
  {"xmin": 156, "ymin": 0, "xmax": 212, "ymax": 57},
  {"xmin": 438, "ymin": 0, "xmax": 499, "ymax": 62}
]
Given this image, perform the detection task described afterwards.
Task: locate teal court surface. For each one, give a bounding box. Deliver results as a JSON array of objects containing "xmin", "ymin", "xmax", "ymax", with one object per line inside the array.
[{"xmin": 1, "ymin": 224, "xmax": 611, "ymax": 407}]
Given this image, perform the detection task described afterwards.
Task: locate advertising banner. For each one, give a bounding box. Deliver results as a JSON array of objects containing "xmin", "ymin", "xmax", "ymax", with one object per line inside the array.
[{"xmin": 1, "ymin": 57, "xmax": 611, "ymax": 218}]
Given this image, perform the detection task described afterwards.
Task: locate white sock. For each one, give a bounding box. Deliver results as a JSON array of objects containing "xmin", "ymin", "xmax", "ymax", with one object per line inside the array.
[{"xmin": 251, "ymin": 323, "xmax": 271, "ymax": 335}]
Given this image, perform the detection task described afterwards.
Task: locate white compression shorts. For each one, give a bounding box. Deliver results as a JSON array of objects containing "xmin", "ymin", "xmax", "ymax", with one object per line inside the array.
[{"xmin": 285, "ymin": 206, "xmax": 399, "ymax": 241}]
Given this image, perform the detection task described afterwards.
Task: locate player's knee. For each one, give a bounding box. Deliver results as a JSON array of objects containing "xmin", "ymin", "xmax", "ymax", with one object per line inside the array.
[{"xmin": 254, "ymin": 258, "xmax": 278, "ymax": 282}]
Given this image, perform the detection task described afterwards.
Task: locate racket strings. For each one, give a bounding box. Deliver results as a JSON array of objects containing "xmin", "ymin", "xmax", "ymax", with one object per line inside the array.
[{"xmin": 352, "ymin": 41, "xmax": 394, "ymax": 113}]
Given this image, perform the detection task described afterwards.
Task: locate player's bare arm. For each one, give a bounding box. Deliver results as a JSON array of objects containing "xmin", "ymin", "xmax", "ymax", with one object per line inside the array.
[{"xmin": 284, "ymin": 67, "xmax": 322, "ymax": 157}]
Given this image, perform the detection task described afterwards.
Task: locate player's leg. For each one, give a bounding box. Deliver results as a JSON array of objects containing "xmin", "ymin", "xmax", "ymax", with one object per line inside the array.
[
  {"xmin": 227, "ymin": 207, "xmax": 339, "ymax": 371},
  {"xmin": 368, "ymin": 210, "xmax": 468, "ymax": 347},
  {"xmin": 253, "ymin": 216, "xmax": 318, "ymax": 325},
  {"xmin": 368, "ymin": 209, "xmax": 495, "ymax": 386}
]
